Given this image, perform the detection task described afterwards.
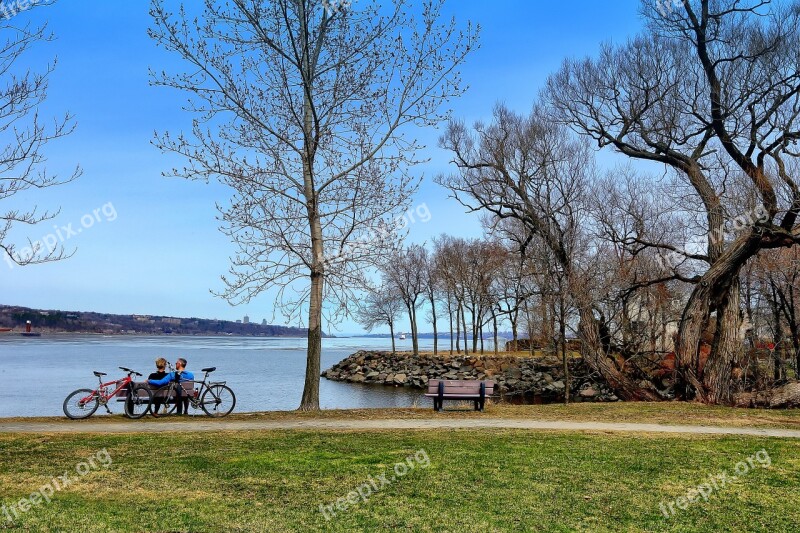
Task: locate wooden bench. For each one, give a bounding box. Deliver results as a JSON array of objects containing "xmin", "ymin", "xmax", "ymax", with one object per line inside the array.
[
  {"xmin": 116, "ymin": 381, "xmax": 196, "ymax": 404},
  {"xmin": 424, "ymin": 379, "xmax": 495, "ymax": 412}
]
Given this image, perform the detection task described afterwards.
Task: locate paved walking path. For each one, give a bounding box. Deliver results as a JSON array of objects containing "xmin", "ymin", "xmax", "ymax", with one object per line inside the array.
[{"xmin": 1, "ymin": 418, "xmax": 800, "ymax": 438}]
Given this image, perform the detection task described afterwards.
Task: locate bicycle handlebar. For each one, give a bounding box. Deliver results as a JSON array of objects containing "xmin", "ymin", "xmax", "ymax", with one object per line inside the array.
[{"xmin": 119, "ymin": 366, "xmax": 143, "ymax": 377}]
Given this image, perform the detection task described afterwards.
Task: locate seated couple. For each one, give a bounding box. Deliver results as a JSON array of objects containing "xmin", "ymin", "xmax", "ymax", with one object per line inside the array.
[{"xmin": 147, "ymin": 357, "xmax": 195, "ymax": 417}]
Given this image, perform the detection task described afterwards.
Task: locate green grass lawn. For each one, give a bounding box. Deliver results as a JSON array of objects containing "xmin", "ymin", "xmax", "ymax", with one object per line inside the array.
[{"xmin": 1, "ymin": 429, "xmax": 798, "ymax": 532}]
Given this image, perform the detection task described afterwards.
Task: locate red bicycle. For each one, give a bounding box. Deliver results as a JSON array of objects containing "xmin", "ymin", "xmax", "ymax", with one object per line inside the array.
[{"xmin": 63, "ymin": 367, "xmax": 153, "ymax": 420}]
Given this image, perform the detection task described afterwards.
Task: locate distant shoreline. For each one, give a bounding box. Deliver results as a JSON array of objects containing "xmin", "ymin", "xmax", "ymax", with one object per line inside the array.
[
  {"xmin": 0, "ymin": 304, "xmax": 324, "ymax": 337},
  {"xmin": 0, "ymin": 331, "xmax": 321, "ymax": 338}
]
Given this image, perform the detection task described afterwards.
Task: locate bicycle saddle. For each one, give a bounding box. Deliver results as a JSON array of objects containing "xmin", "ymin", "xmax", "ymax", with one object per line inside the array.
[
  {"xmin": 202, "ymin": 367, "xmax": 216, "ymax": 373},
  {"xmin": 93, "ymin": 371, "xmax": 107, "ymax": 377}
]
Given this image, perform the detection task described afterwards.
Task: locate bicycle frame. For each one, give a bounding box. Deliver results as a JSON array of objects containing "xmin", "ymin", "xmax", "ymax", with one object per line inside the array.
[
  {"xmin": 188, "ymin": 379, "xmax": 228, "ymax": 409},
  {"xmin": 79, "ymin": 375, "xmax": 133, "ymax": 406},
  {"xmin": 151, "ymin": 368, "xmax": 224, "ymax": 411}
]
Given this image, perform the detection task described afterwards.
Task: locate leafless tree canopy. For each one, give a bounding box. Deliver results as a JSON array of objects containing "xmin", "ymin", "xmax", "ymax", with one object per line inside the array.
[
  {"xmin": 149, "ymin": 0, "xmax": 478, "ymax": 409},
  {"xmin": 541, "ymin": 0, "xmax": 800, "ymax": 403},
  {"xmin": 0, "ymin": 8, "xmax": 80, "ymax": 266}
]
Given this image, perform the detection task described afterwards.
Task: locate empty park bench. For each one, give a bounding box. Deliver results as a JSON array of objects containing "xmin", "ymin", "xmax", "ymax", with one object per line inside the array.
[{"xmin": 425, "ymin": 379, "xmax": 495, "ymax": 412}]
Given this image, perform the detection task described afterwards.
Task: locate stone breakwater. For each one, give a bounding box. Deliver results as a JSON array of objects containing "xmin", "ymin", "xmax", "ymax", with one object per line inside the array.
[{"xmin": 321, "ymin": 350, "xmax": 619, "ymax": 402}]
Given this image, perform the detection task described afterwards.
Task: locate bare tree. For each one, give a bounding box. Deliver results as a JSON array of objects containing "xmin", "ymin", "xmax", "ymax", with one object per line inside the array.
[
  {"xmin": 548, "ymin": 0, "xmax": 800, "ymax": 404},
  {"xmin": 356, "ymin": 283, "xmax": 404, "ymax": 354},
  {"xmin": 438, "ymin": 104, "xmax": 663, "ymax": 400},
  {"xmin": 748, "ymin": 248, "xmax": 800, "ymax": 377},
  {"xmin": 382, "ymin": 243, "xmax": 427, "ymax": 356},
  {"xmin": 486, "ymin": 236, "xmax": 533, "ymax": 351},
  {"xmin": 149, "ymin": 0, "xmax": 477, "ymax": 409},
  {"xmin": 422, "ymin": 251, "xmax": 440, "ymax": 355},
  {"xmin": 0, "ymin": 8, "xmax": 80, "ymax": 267},
  {"xmin": 433, "ymin": 234, "xmax": 463, "ymax": 354}
]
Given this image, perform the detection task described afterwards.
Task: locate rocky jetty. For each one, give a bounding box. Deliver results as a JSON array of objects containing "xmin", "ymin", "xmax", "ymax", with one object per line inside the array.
[{"xmin": 321, "ymin": 350, "xmax": 619, "ymax": 403}]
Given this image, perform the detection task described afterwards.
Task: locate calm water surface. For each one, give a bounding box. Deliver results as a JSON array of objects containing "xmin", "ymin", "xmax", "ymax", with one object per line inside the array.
[{"xmin": 0, "ymin": 335, "xmax": 433, "ymax": 417}]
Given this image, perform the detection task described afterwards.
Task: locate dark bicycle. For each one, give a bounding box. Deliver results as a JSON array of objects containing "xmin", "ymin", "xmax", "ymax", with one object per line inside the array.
[{"xmin": 149, "ymin": 366, "xmax": 236, "ymax": 417}]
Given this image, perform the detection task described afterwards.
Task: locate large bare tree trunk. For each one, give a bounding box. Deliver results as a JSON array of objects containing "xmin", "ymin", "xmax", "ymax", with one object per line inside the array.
[
  {"xmin": 298, "ymin": 40, "xmax": 323, "ymax": 410},
  {"xmin": 705, "ymin": 281, "xmax": 742, "ymax": 404},
  {"xmin": 560, "ymin": 295, "xmax": 569, "ymax": 405},
  {"xmin": 300, "ymin": 268, "xmax": 324, "ymax": 410},
  {"xmin": 676, "ymin": 235, "xmax": 759, "ymax": 403},
  {"xmin": 578, "ymin": 306, "xmax": 661, "ymax": 401}
]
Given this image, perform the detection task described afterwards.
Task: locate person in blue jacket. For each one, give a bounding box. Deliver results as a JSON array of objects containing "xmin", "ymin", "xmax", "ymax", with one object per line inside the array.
[{"xmin": 148, "ymin": 358, "xmax": 195, "ymax": 415}]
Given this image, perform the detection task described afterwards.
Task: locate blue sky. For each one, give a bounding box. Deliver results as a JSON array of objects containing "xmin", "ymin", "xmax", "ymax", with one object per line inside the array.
[{"xmin": 2, "ymin": 0, "xmax": 646, "ymax": 333}]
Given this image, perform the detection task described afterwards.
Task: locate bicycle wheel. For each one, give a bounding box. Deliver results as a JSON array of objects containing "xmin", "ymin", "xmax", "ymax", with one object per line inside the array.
[
  {"xmin": 63, "ymin": 389, "xmax": 99, "ymax": 420},
  {"xmin": 200, "ymin": 384, "xmax": 236, "ymax": 417},
  {"xmin": 152, "ymin": 385, "xmax": 177, "ymax": 415},
  {"xmin": 123, "ymin": 385, "xmax": 152, "ymax": 419},
  {"xmin": 165, "ymin": 384, "xmax": 181, "ymax": 414}
]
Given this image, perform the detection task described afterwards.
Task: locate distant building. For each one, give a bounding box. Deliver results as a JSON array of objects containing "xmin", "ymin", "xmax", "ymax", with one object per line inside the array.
[
  {"xmin": 243, "ymin": 315, "xmax": 250, "ymax": 324},
  {"xmin": 236, "ymin": 320, "xmax": 242, "ymax": 324},
  {"xmin": 261, "ymin": 319, "xmax": 267, "ymax": 326},
  {"xmin": 161, "ymin": 317, "xmax": 181, "ymax": 326}
]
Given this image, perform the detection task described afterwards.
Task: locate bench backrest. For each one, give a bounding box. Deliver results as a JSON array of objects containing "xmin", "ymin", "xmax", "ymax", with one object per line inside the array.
[
  {"xmin": 427, "ymin": 379, "xmax": 495, "ymax": 395},
  {"xmin": 131, "ymin": 381, "xmax": 196, "ymax": 399}
]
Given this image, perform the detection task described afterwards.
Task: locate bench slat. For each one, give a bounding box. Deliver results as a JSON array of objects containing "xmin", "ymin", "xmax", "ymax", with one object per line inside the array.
[
  {"xmin": 427, "ymin": 380, "xmax": 494, "ymax": 394},
  {"xmin": 425, "ymin": 394, "xmax": 490, "ymax": 400}
]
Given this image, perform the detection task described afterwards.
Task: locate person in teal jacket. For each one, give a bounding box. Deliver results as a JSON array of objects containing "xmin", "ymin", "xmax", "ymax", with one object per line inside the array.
[{"xmin": 148, "ymin": 358, "xmax": 195, "ymax": 415}]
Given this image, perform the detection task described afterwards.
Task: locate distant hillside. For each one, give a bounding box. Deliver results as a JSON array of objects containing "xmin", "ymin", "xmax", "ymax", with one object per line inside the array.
[{"xmin": 0, "ymin": 305, "xmax": 313, "ymax": 337}]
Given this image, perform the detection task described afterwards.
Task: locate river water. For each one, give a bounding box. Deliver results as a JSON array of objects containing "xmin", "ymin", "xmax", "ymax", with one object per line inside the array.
[{"xmin": 0, "ymin": 335, "xmax": 434, "ymax": 417}]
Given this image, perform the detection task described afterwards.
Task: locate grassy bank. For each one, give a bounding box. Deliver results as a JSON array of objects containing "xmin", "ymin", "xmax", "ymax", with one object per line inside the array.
[
  {"xmin": 7, "ymin": 402, "xmax": 800, "ymax": 430},
  {"xmin": 0, "ymin": 429, "xmax": 797, "ymax": 532}
]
